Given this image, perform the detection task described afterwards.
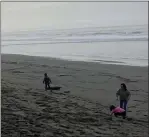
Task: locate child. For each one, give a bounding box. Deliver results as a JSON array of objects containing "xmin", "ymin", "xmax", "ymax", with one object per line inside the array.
[
  {"xmin": 43, "ymin": 73, "xmax": 52, "ymax": 90},
  {"xmin": 110, "ymin": 105, "xmax": 126, "ymax": 119}
]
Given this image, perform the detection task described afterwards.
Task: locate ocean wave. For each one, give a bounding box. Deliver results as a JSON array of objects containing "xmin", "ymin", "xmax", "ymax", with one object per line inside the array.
[
  {"xmin": 1, "ymin": 25, "xmax": 148, "ymax": 66},
  {"xmin": 2, "ymin": 25, "xmax": 148, "ymax": 46}
]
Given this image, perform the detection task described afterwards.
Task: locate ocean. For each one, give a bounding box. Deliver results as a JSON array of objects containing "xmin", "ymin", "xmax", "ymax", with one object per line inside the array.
[{"xmin": 1, "ymin": 25, "xmax": 148, "ymax": 67}]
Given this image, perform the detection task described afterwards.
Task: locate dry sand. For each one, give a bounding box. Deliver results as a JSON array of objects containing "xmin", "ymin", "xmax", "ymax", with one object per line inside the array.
[{"xmin": 1, "ymin": 54, "xmax": 148, "ymax": 137}]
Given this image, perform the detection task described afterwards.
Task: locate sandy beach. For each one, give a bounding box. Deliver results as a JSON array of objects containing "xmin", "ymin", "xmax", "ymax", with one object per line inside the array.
[{"xmin": 1, "ymin": 54, "xmax": 148, "ymax": 137}]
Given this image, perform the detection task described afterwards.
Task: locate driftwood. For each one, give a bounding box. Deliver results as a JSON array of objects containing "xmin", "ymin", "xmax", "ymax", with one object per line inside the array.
[{"xmin": 48, "ymin": 86, "xmax": 61, "ymax": 90}]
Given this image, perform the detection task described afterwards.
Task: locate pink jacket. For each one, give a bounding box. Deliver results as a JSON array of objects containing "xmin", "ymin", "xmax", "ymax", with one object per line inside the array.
[{"xmin": 111, "ymin": 107, "xmax": 125, "ymax": 114}]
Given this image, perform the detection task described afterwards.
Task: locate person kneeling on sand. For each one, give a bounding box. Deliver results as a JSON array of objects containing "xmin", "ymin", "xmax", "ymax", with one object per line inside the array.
[
  {"xmin": 43, "ymin": 73, "xmax": 52, "ymax": 90},
  {"xmin": 110, "ymin": 105, "xmax": 126, "ymax": 119}
]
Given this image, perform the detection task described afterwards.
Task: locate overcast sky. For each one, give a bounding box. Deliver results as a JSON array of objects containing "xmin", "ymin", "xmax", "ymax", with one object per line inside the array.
[{"xmin": 1, "ymin": 2, "xmax": 148, "ymax": 32}]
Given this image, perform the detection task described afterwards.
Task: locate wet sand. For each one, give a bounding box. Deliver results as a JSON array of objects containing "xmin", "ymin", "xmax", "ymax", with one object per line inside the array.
[{"xmin": 1, "ymin": 54, "xmax": 148, "ymax": 137}]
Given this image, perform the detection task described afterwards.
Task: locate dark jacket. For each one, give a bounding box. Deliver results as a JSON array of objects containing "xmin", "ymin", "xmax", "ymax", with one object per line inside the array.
[
  {"xmin": 43, "ymin": 76, "xmax": 51, "ymax": 84},
  {"xmin": 116, "ymin": 89, "xmax": 131, "ymax": 100}
]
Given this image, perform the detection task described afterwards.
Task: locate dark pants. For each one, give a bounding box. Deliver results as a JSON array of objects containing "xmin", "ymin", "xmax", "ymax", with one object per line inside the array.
[
  {"xmin": 114, "ymin": 111, "xmax": 126, "ymax": 119},
  {"xmin": 45, "ymin": 83, "xmax": 50, "ymax": 90},
  {"xmin": 120, "ymin": 100, "xmax": 127, "ymax": 111}
]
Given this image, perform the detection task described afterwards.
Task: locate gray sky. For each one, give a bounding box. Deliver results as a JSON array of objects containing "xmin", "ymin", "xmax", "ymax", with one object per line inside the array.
[{"xmin": 1, "ymin": 2, "xmax": 148, "ymax": 32}]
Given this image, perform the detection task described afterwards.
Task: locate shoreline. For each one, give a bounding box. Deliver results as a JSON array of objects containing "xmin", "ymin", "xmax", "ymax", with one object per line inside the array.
[
  {"xmin": 1, "ymin": 53, "xmax": 148, "ymax": 68},
  {"xmin": 2, "ymin": 54, "xmax": 148, "ymax": 136}
]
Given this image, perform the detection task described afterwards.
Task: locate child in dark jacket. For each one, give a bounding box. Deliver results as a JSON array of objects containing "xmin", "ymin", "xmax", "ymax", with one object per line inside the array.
[{"xmin": 43, "ymin": 73, "xmax": 52, "ymax": 90}]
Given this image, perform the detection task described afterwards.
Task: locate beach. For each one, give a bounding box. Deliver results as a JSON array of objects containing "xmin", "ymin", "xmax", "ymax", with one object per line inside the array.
[{"xmin": 1, "ymin": 54, "xmax": 148, "ymax": 137}]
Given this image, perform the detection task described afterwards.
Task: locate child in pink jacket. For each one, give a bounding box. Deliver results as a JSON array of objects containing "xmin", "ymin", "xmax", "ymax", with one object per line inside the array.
[{"xmin": 110, "ymin": 105, "xmax": 126, "ymax": 119}]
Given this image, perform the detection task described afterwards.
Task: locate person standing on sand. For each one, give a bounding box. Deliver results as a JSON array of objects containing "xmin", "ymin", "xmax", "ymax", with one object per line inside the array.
[
  {"xmin": 116, "ymin": 83, "xmax": 131, "ymax": 113},
  {"xmin": 43, "ymin": 73, "xmax": 52, "ymax": 90}
]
